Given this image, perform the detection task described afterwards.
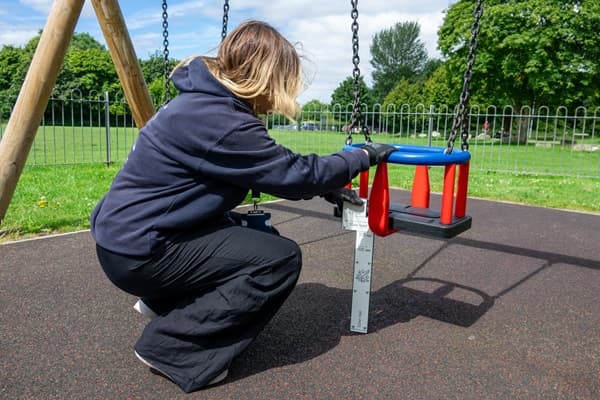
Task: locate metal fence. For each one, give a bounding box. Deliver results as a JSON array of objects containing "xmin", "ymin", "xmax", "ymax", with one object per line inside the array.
[
  {"xmin": 0, "ymin": 91, "xmax": 137, "ymax": 166},
  {"xmin": 1, "ymin": 92, "xmax": 598, "ymax": 178}
]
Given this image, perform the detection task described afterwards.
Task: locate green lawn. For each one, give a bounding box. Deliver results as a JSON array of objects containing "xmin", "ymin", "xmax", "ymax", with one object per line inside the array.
[
  {"xmin": 269, "ymin": 129, "xmax": 600, "ymax": 178},
  {"xmin": 25, "ymin": 125, "xmax": 138, "ymax": 165},
  {"xmin": 6, "ymin": 125, "xmax": 598, "ymax": 179},
  {"xmin": 0, "ymin": 127, "xmax": 598, "ymax": 242}
]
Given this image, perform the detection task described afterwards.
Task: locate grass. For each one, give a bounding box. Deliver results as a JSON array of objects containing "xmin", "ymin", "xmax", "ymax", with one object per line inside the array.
[
  {"xmin": 26, "ymin": 124, "xmax": 137, "ymax": 165},
  {"xmin": 9, "ymin": 125, "xmax": 599, "ymax": 178},
  {"xmin": 269, "ymin": 129, "xmax": 600, "ymax": 178},
  {"xmin": 1, "ymin": 161, "xmax": 598, "ymax": 243},
  {"xmin": 0, "ymin": 127, "xmax": 598, "ymax": 242},
  {"xmin": 1, "ymin": 164, "xmax": 120, "ymax": 240}
]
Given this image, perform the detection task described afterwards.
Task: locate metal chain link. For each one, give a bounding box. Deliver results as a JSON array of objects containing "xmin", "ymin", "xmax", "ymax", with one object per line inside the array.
[
  {"xmin": 446, "ymin": 0, "xmax": 484, "ymax": 153},
  {"xmin": 221, "ymin": 0, "xmax": 230, "ymax": 42},
  {"xmin": 346, "ymin": 0, "xmax": 371, "ymax": 145},
  {"xmin": 161, "ymin": 0, "xmax": 171, "ymax": 104}
]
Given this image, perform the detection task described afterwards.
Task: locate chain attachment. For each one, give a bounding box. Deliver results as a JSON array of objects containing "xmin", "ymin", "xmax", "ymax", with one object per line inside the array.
[
  {"xmin": 445, "ymin": 0, "xmax": 484, "ymax": 154},
  {"xmin": 346, "ymin": 0, "xmax": 371, "ymax": 146}
]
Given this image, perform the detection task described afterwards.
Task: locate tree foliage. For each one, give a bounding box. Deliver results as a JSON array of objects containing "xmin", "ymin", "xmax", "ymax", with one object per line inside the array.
[
  {"xmin": 69, "ymin": 32, "xmax": 106, "ymax": 51},
  {"xmin": 58, "ymin": 48, "xmax": 118, "ymax": 96},
  {"xmin": 0, "ymin": 32, "xmax": 181, "ymax": 112},
  {"xmin": 0, "ymin": 32, "xmax": 117, "ymax": 99},
  {"xmin": 370, "ymin": 21, "xmax": 428, "ymax": 103},
  {"xmin": 384, "ymin": 79, "xmax": 423, "ymax": 106},
  {"xmin": 0, "ymin": 46, "xmax": 27, "ymax": 95},
  {"xmin": 421, "ymin": 65, "xmax": 455, "ymax": 107},
  {"xmin": 438, "ymin": 0, "xmax": 600, "ymax": 110},
  {"xmin": 330, "ymin": 76, "xmax": 373, "ymax": 110},
  {"xmin": 140, "ymin": 51, "xmax": 170, "ymax": 85},
  {"xmin": 302, "ymin": 99, "xmax": 328, "ymax": 112},
  {"xmin": 141, "ymin": 51, "xmax": 180, "ymax": 107}
]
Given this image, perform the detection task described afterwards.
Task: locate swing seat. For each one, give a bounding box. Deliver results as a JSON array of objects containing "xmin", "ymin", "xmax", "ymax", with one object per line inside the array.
[
  {"xmin": 388, "ymin": 203, "xmax": 472, "ymax": 238},
  {"xmin": 344, "ymin": 144, "xmax": 472, "ymax": 239}
]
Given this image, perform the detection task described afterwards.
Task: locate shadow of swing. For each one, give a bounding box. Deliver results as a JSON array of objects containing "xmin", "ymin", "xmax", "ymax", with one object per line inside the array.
[
  {"xmin": 369, "ymin": 277, "xmax": 494, "ymax": 329},
  {"xmin": 232, "ymin": 277, "xmax": 494, "ymax": 380}
]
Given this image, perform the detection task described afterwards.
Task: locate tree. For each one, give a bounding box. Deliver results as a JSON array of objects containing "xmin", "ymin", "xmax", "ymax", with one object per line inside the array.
[
  {"xmin": 384, "ymin": 79, "xmax": 423, "ymax": 106},
  {"xmin": 70, "ymin": 32, "xmax": 105, "ymax": 51},
  {"xmin": 0, "ymin": 46, "xmax": 27, "ymax": 95},
  {"xmin": 300, "ymin": 99, "xmax": 334, "ymax": 130},
  {"xmin": 382, "ymin": 79, "xmax": 425, "ymax": 135},
  {"xmin": 140, "ymin": 51, "xmax": 172, "ymax": 86},
  {"xmin": 439, "ymin": 0, "xmax": 600, "ymax": 142},
  {"xmin": 140, "ymin": 51, "xmax": 181, "ymax": 107},
  {"xmin": 330, "ymin": 76, "xmax": 375, "ymax": 131},
  {"xmin": 370, "ymin": 21, "xmax": 428, "ymax": 103},
  {"xmin": 302, "ymin": 99, "xmax": 328, "ymax": 112},
  {"xmin": 58, "ymin": 48, "xmax": 118, "ymax": 95},
  {"xmin": 420, "ymin": 58, "xmax": 443, "ymax": 81},
  {"xmin": 421, "ymin": 65, "xmax": 455, "ymax": 107},
  {"xmin": 330, "ymin": 76, "xmax": 373, "ymax": 110}
]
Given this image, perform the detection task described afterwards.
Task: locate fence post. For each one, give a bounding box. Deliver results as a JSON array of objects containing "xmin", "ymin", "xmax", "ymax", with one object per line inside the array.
[
  {"xmin": 428, "ymin": 105, "xmax": 434, "ymax": 147},
  {"xmin": 104, "ymin": 91, "xmax": 111, "ymax": 166}
]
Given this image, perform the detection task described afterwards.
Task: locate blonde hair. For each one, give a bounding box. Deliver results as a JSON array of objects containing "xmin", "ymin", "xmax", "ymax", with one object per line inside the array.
[{"xmin": 176, "ymin": 21, "xmax": 302, "ymax": 121}]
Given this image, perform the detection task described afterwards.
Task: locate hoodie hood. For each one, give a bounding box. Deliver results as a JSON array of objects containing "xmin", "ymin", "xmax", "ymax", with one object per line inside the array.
[{"xmin": 171, "ymin": 57, "xmax": 235, "ymax": 98}]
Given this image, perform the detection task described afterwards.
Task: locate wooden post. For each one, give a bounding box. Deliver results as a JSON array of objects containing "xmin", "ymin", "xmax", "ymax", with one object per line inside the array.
[
  {"xmin": 91, "ymin": 0, "xmax": 155, "ymax": 129},
  {"xmin": 0, "ymin": 0, "xmax": 85, "ymax": 224}
]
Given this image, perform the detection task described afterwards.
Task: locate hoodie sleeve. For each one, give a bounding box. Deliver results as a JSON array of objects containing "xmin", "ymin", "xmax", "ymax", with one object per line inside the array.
[{"xmin": 198, "ymin": 119, "xmax": 370, "ymax": 200}]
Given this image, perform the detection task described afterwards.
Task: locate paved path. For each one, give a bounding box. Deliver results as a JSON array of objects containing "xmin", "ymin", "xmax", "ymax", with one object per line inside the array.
[{"xmin": 2, "ymin": 192, "xmax": 599, "ymax": 399}]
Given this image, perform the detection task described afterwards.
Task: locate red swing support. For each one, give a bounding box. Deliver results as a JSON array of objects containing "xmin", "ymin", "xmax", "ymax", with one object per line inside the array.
[{"xmin": 350, "ymin": 145, "xmax": 472, "ymax": 239}]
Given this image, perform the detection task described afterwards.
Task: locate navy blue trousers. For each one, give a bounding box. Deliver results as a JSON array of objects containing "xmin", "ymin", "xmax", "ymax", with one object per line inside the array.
[{"xmin": 96, "ymin": 215, "xmax": 302, "ymax": 392}]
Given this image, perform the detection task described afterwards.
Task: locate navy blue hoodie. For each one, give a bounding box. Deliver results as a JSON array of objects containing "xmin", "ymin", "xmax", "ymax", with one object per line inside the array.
[{"xmin": 90, "ymin": 57, "xmax": 370, "ymax": 256}]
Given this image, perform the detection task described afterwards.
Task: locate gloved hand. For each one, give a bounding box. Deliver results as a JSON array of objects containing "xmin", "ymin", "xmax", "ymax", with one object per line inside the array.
[
  {"xmin": 361, "ymin": 143, "xmax": 396, "ymax": 166},
  {"xmin": 321, "ymin": 187, "xmax": 364, "ymax": 212}
]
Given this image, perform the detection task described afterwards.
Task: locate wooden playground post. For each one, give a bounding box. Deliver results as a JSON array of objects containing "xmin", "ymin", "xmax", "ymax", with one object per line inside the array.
[
  {"xmin": 90, "ymin": 0, "xmax": 155, "ymax": 129},
  {"xmin": 0, "ymin": 0, "xmax": 85, "ymax": 224}
]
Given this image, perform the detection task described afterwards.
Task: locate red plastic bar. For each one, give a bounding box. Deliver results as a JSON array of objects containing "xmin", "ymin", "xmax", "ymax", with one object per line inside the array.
[
  {"xmin": 368, "ymin": 163, "xmax": 397, "ymax": 236},
  {"xmin": 359, "ymin": 170, "xmax": 369, "ymax": 199},
  {"xmin": 411, "ymin": 165, "xmax": 430, "ymax": 208},
  {"xmin": 455, "ymin": 162, "xmax": 470, "ymax": 218},
  {"xmin": 440, "ymin": 164, "xmax": 456, "ymax": 224}
]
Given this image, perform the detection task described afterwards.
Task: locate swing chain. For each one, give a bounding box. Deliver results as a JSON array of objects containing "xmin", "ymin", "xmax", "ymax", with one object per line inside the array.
[
  {"xmin": 346, "ymin": 0, "xmax": 371, "ymax": 146},
  {"xmin": 221, "ymin": 0, "xmax": 230, "ymax": 42},
  {"xmin": 446, "ymin": 0, "xmax": 484, "ymax": 154},
  {"xmin": 161, "ymin": 0, "xmax": 171, "ymax": 104}
]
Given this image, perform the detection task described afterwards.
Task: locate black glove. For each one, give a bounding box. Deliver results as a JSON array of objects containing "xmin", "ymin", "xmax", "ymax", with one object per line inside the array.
[
  {"xmin": 361, "ymin": 143, "xmax": 396, "ymax": 166},
  {"xmin": 321, "ymin": 188, "xmax": 364, "ymax": 212}
]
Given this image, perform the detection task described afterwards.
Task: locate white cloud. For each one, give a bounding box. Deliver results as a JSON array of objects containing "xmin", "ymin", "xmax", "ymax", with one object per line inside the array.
[
  {"xmin": 126, "ymin": 1, "xmax": 211, "ymax": 30},
  {"xmin": 19, "ymin": 0, "xmax": 52, "ymax": 14},
  {"xmin": 0, "ymin": 28, "xmax": 40, "ymax": 47}
]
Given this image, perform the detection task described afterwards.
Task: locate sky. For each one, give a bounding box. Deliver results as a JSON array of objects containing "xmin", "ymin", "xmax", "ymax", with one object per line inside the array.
[{"xmin": 0, "ymin": 0, "xmax": 456, "ymax": 104}]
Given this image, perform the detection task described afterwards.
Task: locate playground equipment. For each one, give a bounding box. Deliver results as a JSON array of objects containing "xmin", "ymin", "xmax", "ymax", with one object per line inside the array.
[
  {"xmin": 0, "ymin": 0, "xmax": 483, "ymax": 335},
  {"xmin": 342, "ymin": 0, "xmax": 483, "ymax": 332}
]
